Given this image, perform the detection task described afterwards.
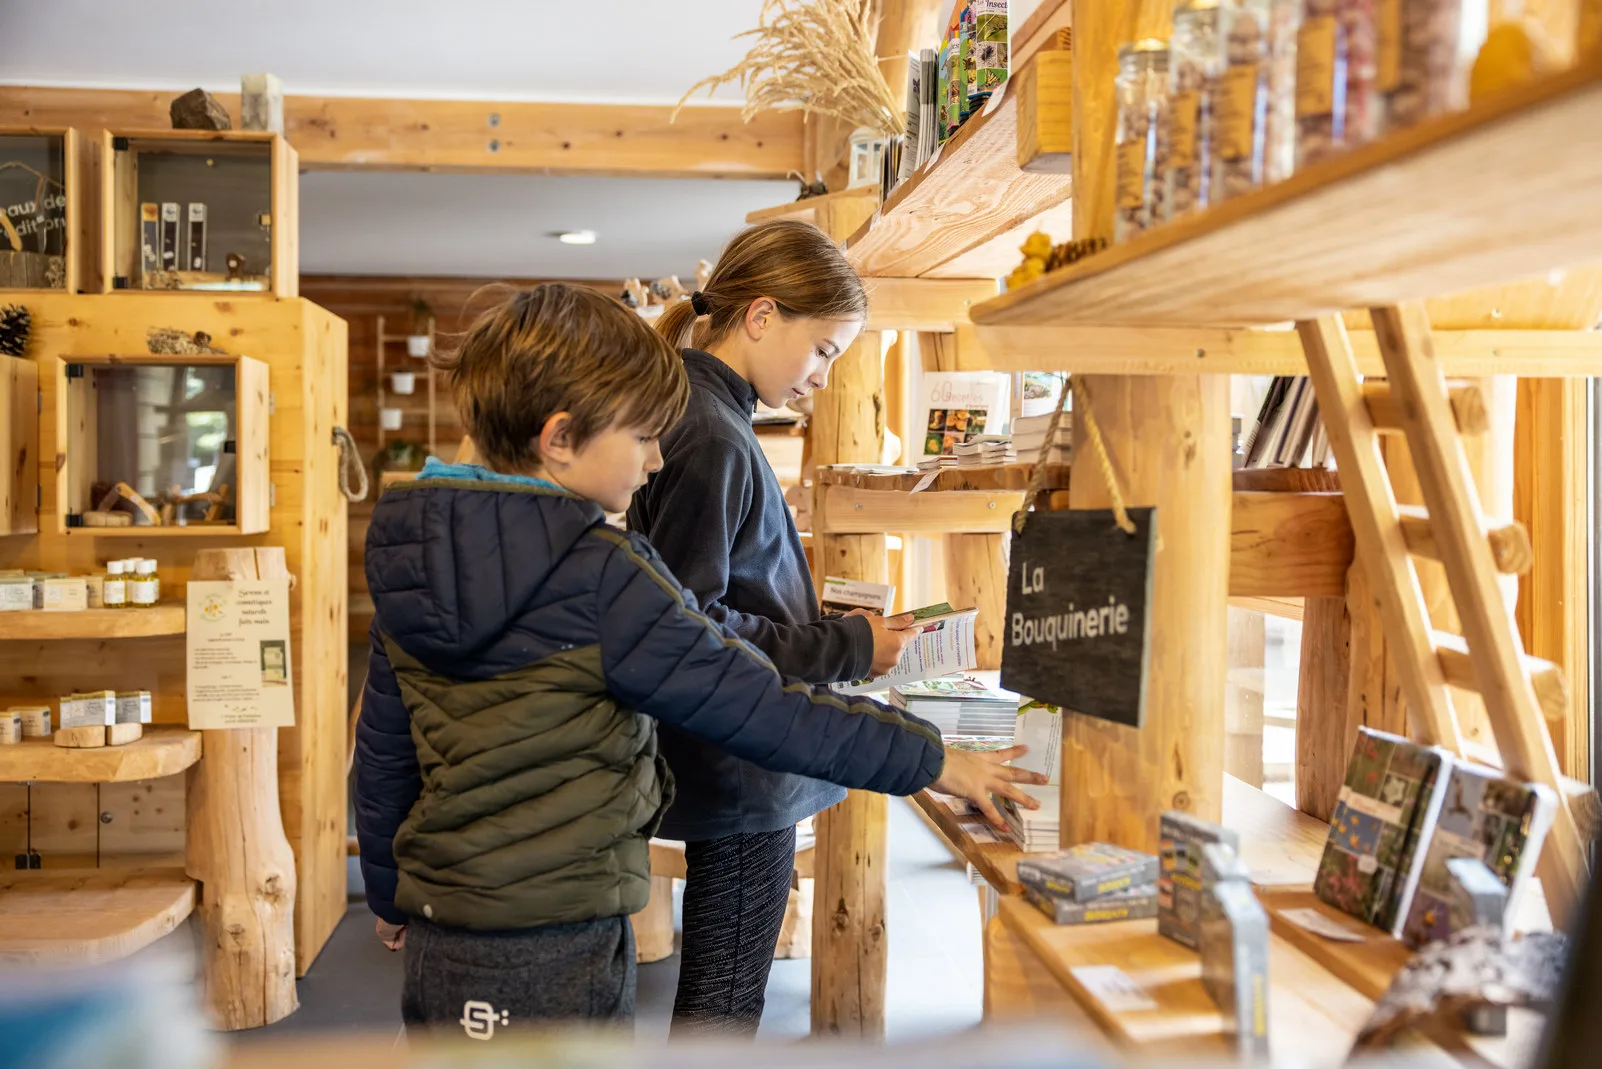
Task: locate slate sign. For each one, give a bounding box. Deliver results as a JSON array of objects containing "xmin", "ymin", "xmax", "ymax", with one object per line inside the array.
[{"xmin": 1000, "ymin": 507, "xmax": 1157, "ymax": 729}]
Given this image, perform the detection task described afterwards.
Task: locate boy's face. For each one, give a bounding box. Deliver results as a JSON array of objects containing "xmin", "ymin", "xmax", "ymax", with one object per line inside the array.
[
  {"xmin": 544, "ymin": 421, "xmax": 665, "ymax": 513},
  {"xmin": 747, "ymin": 309, "xmax": 864, "ymax": 410}
]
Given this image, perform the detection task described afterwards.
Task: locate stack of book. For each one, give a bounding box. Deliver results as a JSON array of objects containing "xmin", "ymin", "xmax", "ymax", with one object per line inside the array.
[
  {"xmin": 1313, "ymin": 726, "xmax": 1557, "ymax": 947},
  {"xmin": 1002, "ymin": 783, "xmax": 1060, "ymax": 852},
  {"xmin": 1241, "ymin": 376, "xmax": 1331, "ymax": 469},
  {"xmin": 1017, "ymin": 841, "xmax": 1160, "ymax": 924},
  {"xmin": 952, "ymin": 436, "xmax": 1015, "ymax": 467},
  {"xmin": 888, "ymin": 676, "xmax": 1017, "ymax": 738},
  {"xmin": 1011, "ymin": 413, "xmax": 1073, "ymax": 465},
  {"xmin": 917, "ymin": 454, "xmax": 959, "ymax": 473}
]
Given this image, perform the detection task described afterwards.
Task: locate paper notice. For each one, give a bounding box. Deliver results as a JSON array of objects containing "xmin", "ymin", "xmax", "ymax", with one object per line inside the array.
[
  {"xmin": 1278, "ymin": 907, "xmax": 1367, "ymax": 942},
  {"xmin": 186, "ymin": 580, "xmax": 295, "ymax": 729},
  {"xmin": 1070, "ymin": 965, "xmax": 1158, "ymax": 1012}
]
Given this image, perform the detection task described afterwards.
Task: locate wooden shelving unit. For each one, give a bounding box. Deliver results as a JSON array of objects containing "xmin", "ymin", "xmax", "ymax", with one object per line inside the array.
[
  {"xmin": 0, "ymin": 605, "xmax": 185, "ymax": 639},
  {"xmin": 0, "ymin": 866, "xmax": 195, "ymax": 966},
  {"xmin": 0, "ymin": 725, "xmax": 200, "ymax": 782}
]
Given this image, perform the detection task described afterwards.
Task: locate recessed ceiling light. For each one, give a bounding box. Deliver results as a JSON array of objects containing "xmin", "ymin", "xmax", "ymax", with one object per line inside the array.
[{"xmin": 556, "ymin": 230, "xmax": 597, "ymax": 245}]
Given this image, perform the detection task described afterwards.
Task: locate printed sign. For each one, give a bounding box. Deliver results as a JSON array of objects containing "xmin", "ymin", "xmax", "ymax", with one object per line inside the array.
[
  {"xmin": 1000, "ymin": 507, "xmax": 1156, "ymax": 729},
  {"xmin": 186, "ymin": 580, "xmax": 295, "ymax": 729}
]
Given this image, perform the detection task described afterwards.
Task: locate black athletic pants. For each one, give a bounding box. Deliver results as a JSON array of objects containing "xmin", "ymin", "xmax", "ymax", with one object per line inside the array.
[{"xmin": 670, "ymin": 825, "xmax": 798, "ymax": 1038}]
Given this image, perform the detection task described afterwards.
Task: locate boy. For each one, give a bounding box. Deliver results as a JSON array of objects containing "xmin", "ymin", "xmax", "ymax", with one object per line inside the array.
[{"xmin": 354, "ymin": 284, "xmax": 1043, "ymax": 1036}]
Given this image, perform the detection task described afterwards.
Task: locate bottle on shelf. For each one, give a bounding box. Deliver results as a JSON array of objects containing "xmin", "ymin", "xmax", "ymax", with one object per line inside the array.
[
  {"xmin": 103, "ymin": 559, "xmax": 128, "ymax": 610},
  {"xmin": 129, "ymin": 559, "xmax": 160, "ymax": 608}
]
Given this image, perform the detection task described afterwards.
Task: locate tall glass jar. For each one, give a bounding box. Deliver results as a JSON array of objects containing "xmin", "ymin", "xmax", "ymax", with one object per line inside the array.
[
  {"xmin": 1166, "ymin": 1, "xmax": 1221, "ymax": 221},
  {"xmin": 1384, "ymin": 0, "xmax": 1488, "ymax": 130},
  {"xmin": 1115, "ymin": 39, "xmax": 1171, "ymax": 243},
  {"xmin": 1295, "ymin": 0, "xmax": 1379, "ymax": 167},
  {"xmin": 1212, "ymin": 0, "xmax": 1301, "ymax": 202}
]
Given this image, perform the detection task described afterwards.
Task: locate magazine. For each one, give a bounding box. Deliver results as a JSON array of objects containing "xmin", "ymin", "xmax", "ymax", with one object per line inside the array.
[
  {"xmin": 832, "ymin": 602, "xmax": 979, "ymax": 695},
  {"xmin": 920, "ymin": 371, "xmax": 1010, "ymax": 457},
  {"xmin": 821, "ymin": 575, "xmax": 894, "ymax": 615}
]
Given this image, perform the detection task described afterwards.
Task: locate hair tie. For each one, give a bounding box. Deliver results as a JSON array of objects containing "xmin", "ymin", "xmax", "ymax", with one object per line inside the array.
[{"xmin": 690, "ymin": 291, "xmax": 710, "ymax": 316}]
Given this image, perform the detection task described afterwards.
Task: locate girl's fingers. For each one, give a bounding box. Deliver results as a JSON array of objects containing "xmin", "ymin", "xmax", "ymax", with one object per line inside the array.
[
  {"xmin": 991, "ymin": 780, "xmax": 1041, "ymax": 810},
  {"xmin": 1001, "ymin": 766, "xmax": 1051, "ymax": 785},
  {"xmin": 973, "ymin": 793, "xmax": 1008, "ymax": 830}
]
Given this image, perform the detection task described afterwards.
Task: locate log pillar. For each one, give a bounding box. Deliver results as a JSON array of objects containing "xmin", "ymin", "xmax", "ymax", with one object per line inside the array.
[
  {"xmin": 944, "ymin": 533, "xmax": 1009, "ymax": 670},
  {"xmin": 1060, "ymin": 0, "xmax": 1226, "ymax": 853},
  {"xmin": 187, "ymin": 547, "xmax": 299, "ymax": 1030}
]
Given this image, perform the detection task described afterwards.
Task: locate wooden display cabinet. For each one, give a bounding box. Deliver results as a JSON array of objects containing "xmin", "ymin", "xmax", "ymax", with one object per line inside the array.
[
  {"xmin": 101, "ymin": 130, "xmax": 297, "ymax": 297},
  {"xmin": 54, "ymin": 352, "xmax": 270, "ymax": 535},
  {"xmin": 0, "ymin": 126, "xmax": 97, "ymax": 293},
  {"xmin": 1, "ymin": 356, "xmax": 39, "ymax": 535}
]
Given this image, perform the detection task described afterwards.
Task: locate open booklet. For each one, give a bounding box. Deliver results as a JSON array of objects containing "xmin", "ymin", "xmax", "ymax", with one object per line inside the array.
[{"xmin": 830, "ymin": 602, "xmax": 979, "ymax": 696}]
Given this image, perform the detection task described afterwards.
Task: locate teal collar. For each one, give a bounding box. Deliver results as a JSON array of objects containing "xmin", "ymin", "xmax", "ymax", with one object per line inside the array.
[{"xmin": 418, "ymin": 457, "xmax": 566, "ymax": 492}]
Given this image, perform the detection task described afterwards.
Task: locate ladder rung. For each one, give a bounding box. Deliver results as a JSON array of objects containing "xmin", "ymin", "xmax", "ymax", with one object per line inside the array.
[
  {"xmin": 1435, "ymin": 632, "xmax": 1569, "ymax": 725},
  {"xmin": 1396, "ymin": 506, "xmax": 1533, "ymax": 575},
  {"xmin": 1361, "ymin": 381, "xmax": 1488, "ymax": 436}
]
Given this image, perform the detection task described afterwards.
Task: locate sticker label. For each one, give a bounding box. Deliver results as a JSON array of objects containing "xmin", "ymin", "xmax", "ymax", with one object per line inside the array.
[
  {"xmin": 1215, "ymin": 64, "xmax": 1261, "ymax": 161},
  {"xmin": 1169, "ymin": 90, "xmax": 1201, "ymax": 171},
  {"xmin": 1296, "ymin": 16, "xmax": 1337, "ymax": 117},
  {"xmin": 1116, "ymin": 138, "xmax": 1148, "ymax": 210}
]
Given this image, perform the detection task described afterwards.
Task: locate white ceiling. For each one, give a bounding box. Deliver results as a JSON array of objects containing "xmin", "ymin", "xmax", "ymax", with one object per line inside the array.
[{"xmin": 0, "ymin": 0, "xmax": 796, "ymax": 279}]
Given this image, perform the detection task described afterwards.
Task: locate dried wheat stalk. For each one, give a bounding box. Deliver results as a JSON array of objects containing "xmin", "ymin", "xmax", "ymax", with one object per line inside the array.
[{"xmin": 674, "ymin": 0, "xmax": 905, "ymax": 138}]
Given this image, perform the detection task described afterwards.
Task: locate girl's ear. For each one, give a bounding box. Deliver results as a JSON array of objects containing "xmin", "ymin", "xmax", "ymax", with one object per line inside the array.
[
  {"xmin": 743, "ymin": 297, "xmax": 778, "ymax": 340},
  {"xmin": 538, "ymin": 412, "xmax": 576, "ymax": 467}
]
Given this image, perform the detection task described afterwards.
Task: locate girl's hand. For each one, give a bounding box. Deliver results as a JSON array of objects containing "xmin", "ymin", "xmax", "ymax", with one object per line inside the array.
[
  {"xmin": 930, "ymin": 745, "xmax": 1050, "ymax": 830},
  {"xmin": 846, "ymin": 609, "xmax": 919, "ymax": 677},
  {"xmin": 376, "ymin": 919, "xmax": 407, "ymax": 951}
]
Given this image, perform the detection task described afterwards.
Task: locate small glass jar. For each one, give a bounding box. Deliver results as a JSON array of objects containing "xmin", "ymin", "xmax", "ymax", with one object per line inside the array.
[
  {"xmin": 1166, "ymin": 1, "xmax": 1221, "ymax": 221},
  {"xmin": 1212, "ymin": 0, "xmax": 1302, "ymax": 202},
  {"xmin": 1384, "ymin": 0, "xmax": 1487, "ymax": 131},
  {"xmin": 1295, "ymin": 0, "xmax": 1379, "ymax": 168},
  {"xmin": 1115, "ymin": 39, "xmax": 1171, "ymax": 243}
]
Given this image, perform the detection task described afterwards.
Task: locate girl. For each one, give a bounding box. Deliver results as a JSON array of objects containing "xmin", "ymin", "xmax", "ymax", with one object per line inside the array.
[{"xmin": 628, "ymin": 220, "xmax": 917, "ymax": 1036}]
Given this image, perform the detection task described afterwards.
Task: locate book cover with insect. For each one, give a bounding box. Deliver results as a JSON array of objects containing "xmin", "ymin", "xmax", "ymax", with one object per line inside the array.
[
  {"xmin": 1397, "ymin": 764, "xmax": 1556, "ymax": 948},
  {"xmin": 1313, "ymin": 728, "xmax": 1449, "ymax": 929}
]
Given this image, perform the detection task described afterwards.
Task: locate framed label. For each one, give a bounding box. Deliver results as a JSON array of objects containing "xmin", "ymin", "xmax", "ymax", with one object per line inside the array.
[
  {"xmin": 1000, "ymin": 507, "xmax": 1156, "ymax": 729},
  {"xmin": 186, "ymin": 580, "xmax": 295, "ymax": 729}
]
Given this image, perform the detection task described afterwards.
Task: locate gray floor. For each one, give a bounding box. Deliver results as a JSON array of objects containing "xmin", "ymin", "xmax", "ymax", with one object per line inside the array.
[{"xmin": 227, "ymin": 798, "xmax": 985, "ymax": 1046}]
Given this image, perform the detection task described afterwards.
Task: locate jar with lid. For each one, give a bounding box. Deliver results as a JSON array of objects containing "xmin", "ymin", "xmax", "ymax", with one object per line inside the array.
[
  {"xmin": 1115, "ymin": 39, "xmax": 1171, "ymax": 243},
  {"xmin": 1165, "ymin": 1, "xmax": 1221, "ymax": 221},
  {"xmin": 102, "ymin": 559, "xmax": 127, "ymax": 610},
  {"xmin": 129, "ymin": 559, "xmax": 160, "ymax": 608},
  {"xmin": 1295, "ymin": 0, "xmax": 1379, "ymax": 167},
  {"xmin": 1212, "ymin": 0, "xmax": 1301, "ymax": 201},
  {"xmin": 1383, "ymin": 0, "xmax": 1488, "ymax": 130}
]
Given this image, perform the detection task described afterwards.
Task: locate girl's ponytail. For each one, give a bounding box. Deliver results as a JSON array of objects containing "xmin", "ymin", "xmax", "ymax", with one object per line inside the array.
[{"xmin": 655, "ymin": 219, "xmax": 868, "ymax": 352}]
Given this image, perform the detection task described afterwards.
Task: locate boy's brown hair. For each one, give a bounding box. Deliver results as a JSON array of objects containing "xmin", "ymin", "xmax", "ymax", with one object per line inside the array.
[{"xmin": 434, "ymin": 283, "xmax": 690, "ymax": 472}]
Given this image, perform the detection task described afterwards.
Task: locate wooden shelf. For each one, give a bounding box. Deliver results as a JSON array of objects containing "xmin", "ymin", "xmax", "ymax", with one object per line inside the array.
[
  {"xmin": 1233, "ymin": 468, "xmax": 1341, "ymax": 493},
  {"xmin": 972, "ymin": 58, "xmax": 1602, "ymax": 329},
  {"xmin": 909, "ymin": 790, "xmax": 1024, "ymax": 895},
  {"xmin": 63, "ymin": 523, "xmax": 245, "ymax": 538},
  {"xmin": 0, "ymin": 605, "xmax": 185, "ymax": 640},
  {"xmin": 0, "ymin": 726, "xmax": 201, "ymax": 783},
  {"xmin": 1258, "ymin": 889, "xmax": 1413, "ymax": 1001},
  {"xmin": 745, "ymin": 186, "xmax": 878, "ymax": 226},
  {"xmin": 0, "ymin": 866, "xmax": 196, "ymax": 966},
  {"xmin": 1222, "ymin": 775, "xmax": 1330, "ymax": 891},
  {"xmin": 844, "ymin": 84, "xmax": 1072, "ymax": 280},
  {"xmin": 818, "ymin": 462, "xmax": 1069, "ymax": 493}
]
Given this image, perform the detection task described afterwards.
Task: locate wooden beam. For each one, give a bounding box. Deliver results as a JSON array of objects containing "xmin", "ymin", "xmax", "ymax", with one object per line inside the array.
[
  {"xmin": 959, "ymin": 324, "xmax": 1602, "ymax": 377},
  {"xmin": 0, "ymin": 86, "xmax": 804, "ymax": 179},
  {"xmin": 864, "ymin": 278, "xmax": 997, "ymax": 332},
  {"xmin": 1228, "ymin": 492, "xmax": 1355, "ymax": 598},
  {"xmin": 819, "ymin": 486, "xmax": 1021, "ymax": 534}
]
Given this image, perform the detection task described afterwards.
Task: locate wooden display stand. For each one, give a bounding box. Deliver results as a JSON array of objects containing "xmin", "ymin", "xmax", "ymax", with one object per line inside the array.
[
  {"xmin": 740, "ymin": 0, "xmax": 1601, "ymax": 1052},
  {"xmin": 0, "ymin": 130, "xmax": 346, "ymax": 1028},
  {"xmin": 0, "ymin": 126, "xmax": 99, "ymax": 293}
]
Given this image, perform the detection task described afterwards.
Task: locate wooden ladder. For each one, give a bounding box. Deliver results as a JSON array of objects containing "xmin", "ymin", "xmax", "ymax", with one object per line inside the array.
[{"xmin": 1298, "ymin": 303, "xmax": 1589, "ymax": 929}]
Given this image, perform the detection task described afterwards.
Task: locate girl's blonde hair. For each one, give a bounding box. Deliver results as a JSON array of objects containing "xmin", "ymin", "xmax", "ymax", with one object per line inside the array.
[{"xmin": 656, "ymin": 219, "xmax": 868, "ymax": 351}]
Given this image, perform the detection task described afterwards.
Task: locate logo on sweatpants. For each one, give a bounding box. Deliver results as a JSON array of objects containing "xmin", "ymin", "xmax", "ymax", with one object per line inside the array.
[{"xmin": 460, "ymin": 1000, "xmax": 510, "ymax": 1040}]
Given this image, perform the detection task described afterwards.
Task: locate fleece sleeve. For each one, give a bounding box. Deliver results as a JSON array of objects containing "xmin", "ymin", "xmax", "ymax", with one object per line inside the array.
[
  {"xmin": 631, "ymin": 429, "xmax": 873, "ymax": 684},
  {"xmin": 593, "ymin": 529, "xmax": 945, "ymax": 797},
  {"xmin": 352, "ymin": 621, "xmax": 422, "ymax": 926}
]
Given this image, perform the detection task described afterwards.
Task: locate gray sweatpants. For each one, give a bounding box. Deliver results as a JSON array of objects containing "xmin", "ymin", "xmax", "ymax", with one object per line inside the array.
[{"xmin": 401, "ymin": 914, "xmax": 635, "ymax": 1039}]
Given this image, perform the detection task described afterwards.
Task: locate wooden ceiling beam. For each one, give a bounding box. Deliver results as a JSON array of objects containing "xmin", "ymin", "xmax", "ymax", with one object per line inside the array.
[{"xmin": 0, "ymin": 86, "xmax": 804, "ymax": 180}]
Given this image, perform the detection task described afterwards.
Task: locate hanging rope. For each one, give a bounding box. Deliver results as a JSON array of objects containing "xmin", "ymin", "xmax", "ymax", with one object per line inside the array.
[
  {"xmin": 1015, "ymin": 374, "xmax": 1137, "ymax": 535},
  {"xmin": 332, "ymin": 426, "xmax": 370, "ymax": 503}
]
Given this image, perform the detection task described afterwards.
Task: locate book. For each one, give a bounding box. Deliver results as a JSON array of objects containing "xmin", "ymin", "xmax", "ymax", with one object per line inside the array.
[
  {"xmin": 898, "ymin": 52, "xmax": 923, "ymax": 184},
  {"xmin": 1002, "ymin": 783, "xmax": 1059, "ymax": 852},
  {"xmin": 1158, "ymin": 811, "xmax": 1240, "ymax": 948},
  {"xmin": 1397, "ymin": 762, "xmax": 1557, "ymax": 948},
  {"xmin": 920, "ymin": 372, "xmax": 1010, "ymax": 457},
  {"xmin": 821, "ymin": 575, "xmax": 894, "ymax": 615},
  {"xmin": 832, "ymin": 603, "xmax": 979, "ymax": 695},
  {"xmin": 1314, "ymin": 727, "xmax": 1450, "ymax": 931},
  {"xmin": 1024, "ymin": 883, "xmax": 1158, "ymax": 925},
  {"xmin": 890, "ymin": 676, "xmax": 1015, "ymax": 738},
  {"xmin": 1019, "ymin": 373, "xmax": 1064, "ymax": 419},
  {"xmin": 1016, "ymin": 842, "xmax": 1158, "ymax": 903},
  {"xmin": 1011, "ymin": 698, "xmax": 1061, "ymax": 784},
  {"xmin": 1200, "ymin": 876, "xmax": 1271, "ymax": 1058}
]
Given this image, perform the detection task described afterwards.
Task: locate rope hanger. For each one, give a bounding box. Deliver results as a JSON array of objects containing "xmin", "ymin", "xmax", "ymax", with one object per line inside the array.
[{"xmin": 1015, "ymin": 374, "xmax": 1136, "ymax": 536}]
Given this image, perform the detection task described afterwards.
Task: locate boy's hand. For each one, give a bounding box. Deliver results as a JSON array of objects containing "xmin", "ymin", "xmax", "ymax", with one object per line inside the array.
[
  {"xmin": 846, "ymin": 609, "xmax": 919, "ymax": 677},
  {"xmin": 376, "ymin": 919, "xmax": 407, "ymax": 951},
  {"xmin": 930, "ymin": 745, "xmax": 1050, "ymax": 830}
]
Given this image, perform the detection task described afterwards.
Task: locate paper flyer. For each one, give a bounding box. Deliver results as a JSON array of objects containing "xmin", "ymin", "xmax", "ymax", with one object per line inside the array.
[{"xmin": 186, "ymin": 580, "xmax": 295, "ymax": 729}]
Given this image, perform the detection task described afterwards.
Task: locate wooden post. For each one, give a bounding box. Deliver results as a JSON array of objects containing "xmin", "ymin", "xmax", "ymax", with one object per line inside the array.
[
  {"xmin": 1227, "ymin": 607, "xmax": 1266, "ymax": 789},
  {"xmin": 810, "ymin": 193, "xmax": 890, "ymax": 1039},
  {"xmin": 630, "ymin": 875, "xmax": 676, "ymax": 964},
  {"xmin": 186, "ymin": 547, "xmax": 299, "ymax": 1030},
  {"xmin": 1060, "ymin": 0, "xmax": 1227, "ymax": 853},
  {"xmin": 1295, "ymin": 593, "xmax": 1354, "ymax": 820},
  {"xmin": 944, "ymin": 533, "xmax": 1008, "ymax": 670}
]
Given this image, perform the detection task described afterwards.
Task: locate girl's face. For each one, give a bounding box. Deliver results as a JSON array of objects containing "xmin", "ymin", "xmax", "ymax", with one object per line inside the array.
[{"xmin": 742, "ymin": 298, "xmax": 864, "ymax": 409}]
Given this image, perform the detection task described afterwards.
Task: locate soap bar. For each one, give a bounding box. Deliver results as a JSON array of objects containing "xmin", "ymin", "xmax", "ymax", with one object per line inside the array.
[
  {"xmin": 115, "ymin": 691, "xmax": 153, "ymax": 725},
  {"xmin": 0, "ymin": 577, "xmax": 31, "ymax": 612},
  {"xmin": 40, "ymin": 577, "xmax": 88, "ymax": 613},
  {"xmin": 0, "ymin": 713, "xmax": 20, "ymax": 745},
  {"xmin": 61, "ymin": 691, "xmax": 116, "ymax": 728},
  {"xmin": 13, "ymin": 706, "xmax": 52, "ymax": 738}
]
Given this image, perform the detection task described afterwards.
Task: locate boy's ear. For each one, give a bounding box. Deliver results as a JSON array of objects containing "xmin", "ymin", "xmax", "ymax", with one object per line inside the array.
[
  {"xmin": 538, "ymin": 412, "xmax": 576, "ymax": 465},
  {"xmin": 744, "ymin": 297, "xmax": 778, "ymax": 340}
]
